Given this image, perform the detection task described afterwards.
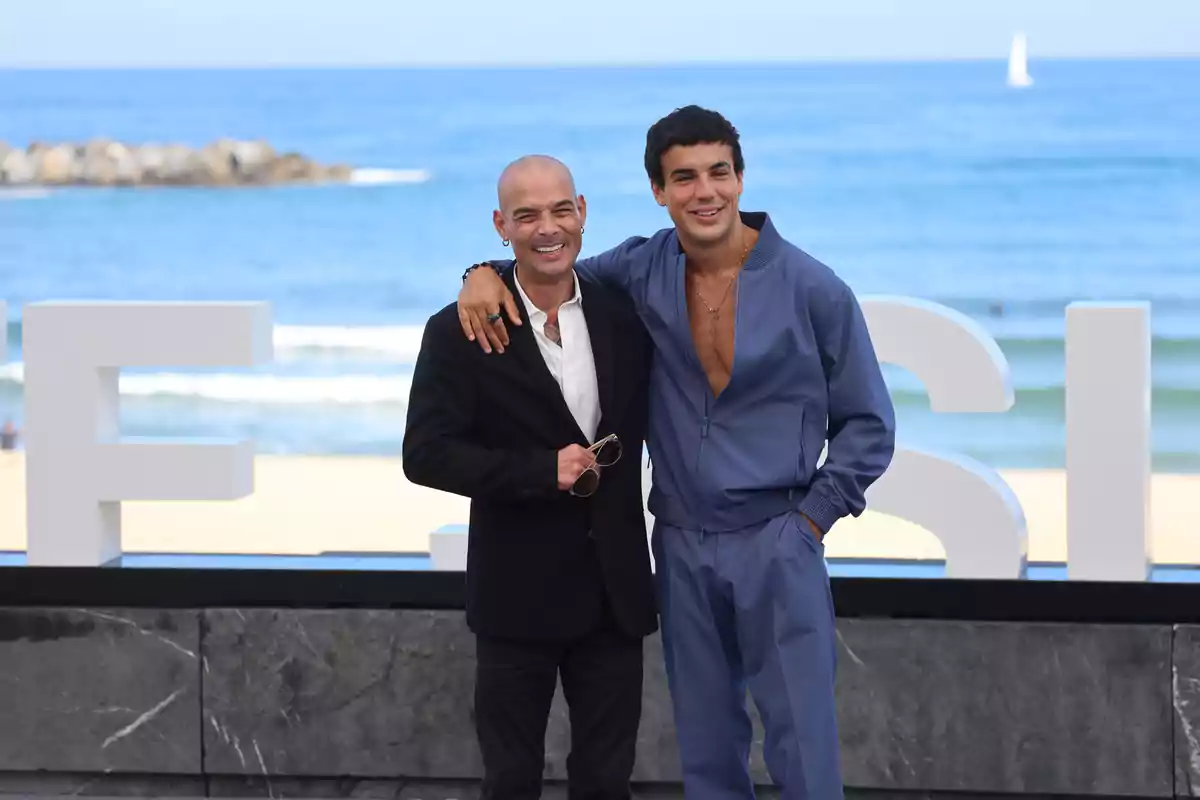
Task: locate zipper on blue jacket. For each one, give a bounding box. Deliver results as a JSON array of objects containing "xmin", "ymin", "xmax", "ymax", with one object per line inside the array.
[{"xmin": 695, "ymin": 388, "xmax": 711, "ymax": 473}]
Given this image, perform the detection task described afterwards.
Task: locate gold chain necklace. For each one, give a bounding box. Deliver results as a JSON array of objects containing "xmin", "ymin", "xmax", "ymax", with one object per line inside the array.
[{"xmin": 692, "ymin": 235, "xmax": 752, "ymax": 319}]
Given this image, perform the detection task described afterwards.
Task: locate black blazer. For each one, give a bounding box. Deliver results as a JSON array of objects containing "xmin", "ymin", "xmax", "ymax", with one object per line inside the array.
[{"xmin": 402, "ymin": 268, "xmax": 657, "ymax": 644}]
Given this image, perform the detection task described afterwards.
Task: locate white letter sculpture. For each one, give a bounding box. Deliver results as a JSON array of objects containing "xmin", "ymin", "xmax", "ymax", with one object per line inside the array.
[
  {"xmin": 1065, "ymin": 302, "xmax": 1151, "ymax": 581},
  {"xmin": 861, "ymin": 297, "xmax": 1028, "ymax": 579},
  {"xmin": 429, "ymin": 523, "xmax": 469, "ymax": 571},
  {"xmin": 22, "ymin": 302, "xmax": 273, "ymax": 566}
]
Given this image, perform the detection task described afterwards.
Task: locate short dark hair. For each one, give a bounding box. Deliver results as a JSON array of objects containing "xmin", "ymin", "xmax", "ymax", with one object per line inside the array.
[{"xmin": 644, "ymin": 105, "xmax": 744, "ymax": 189}]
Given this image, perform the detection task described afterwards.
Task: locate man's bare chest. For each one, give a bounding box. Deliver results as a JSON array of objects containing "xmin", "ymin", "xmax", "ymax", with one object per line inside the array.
[{"xmin": 685, "ymin": 272, "xmax": 739, "ymax": 397}]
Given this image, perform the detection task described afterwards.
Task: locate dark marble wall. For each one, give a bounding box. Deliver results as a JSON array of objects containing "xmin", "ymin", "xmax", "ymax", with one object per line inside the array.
[
  {"xmin": 1175, "ymin": 625, "xmax": 1200, "ymax": 797},
  {"xmin": 0, "ymin": 608, "xmax": 200, "ymax": 774},
  {"xmin": 837, "ymin": 619, "xmax": 1173, "ymax": 797},
  {"xmin": 203, "ymin": 609, "xmax": 482, "ymax": 779},
  {"xmin": 0, "ymin": 606, "xmax": 1188, "ymax": 798},
  {"xmin": 0, "ymin": 773, "xmax": 205, "ymax": 797}
]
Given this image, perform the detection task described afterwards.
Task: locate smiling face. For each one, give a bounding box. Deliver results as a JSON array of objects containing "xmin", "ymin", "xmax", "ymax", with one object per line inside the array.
[
  {"xmin": 493, "ymin": 156, "xmax": 586, "ymax": 282},
  {"xmin": 651, "ymin": 142, "xmax": 743, "ymax": 249}
]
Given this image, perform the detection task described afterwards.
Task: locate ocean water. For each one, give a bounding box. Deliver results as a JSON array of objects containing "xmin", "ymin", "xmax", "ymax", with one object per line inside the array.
[{"xmin": 1, "ymin": 61, "xmax": 1198, "ymax": 470}]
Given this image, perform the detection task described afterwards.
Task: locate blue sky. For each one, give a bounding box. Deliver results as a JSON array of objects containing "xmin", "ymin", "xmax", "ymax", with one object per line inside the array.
[{"xmin": 4, "ymin": 0, "xmax": 1199, "ymax": 67}]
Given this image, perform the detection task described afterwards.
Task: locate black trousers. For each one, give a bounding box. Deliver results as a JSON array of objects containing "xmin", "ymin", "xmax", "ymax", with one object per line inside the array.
[{"xmin": 473, "ymin": 604, "xmax": 644, "ymax": 800}]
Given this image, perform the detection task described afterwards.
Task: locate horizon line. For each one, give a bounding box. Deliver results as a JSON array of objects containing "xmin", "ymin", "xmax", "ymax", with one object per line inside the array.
[{"xmin": 3, "ymin": 52, "xmax": 1199, "ymax": 71}]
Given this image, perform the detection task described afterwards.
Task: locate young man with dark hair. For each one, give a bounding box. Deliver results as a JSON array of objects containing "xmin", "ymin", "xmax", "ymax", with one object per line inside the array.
[{"xmin": 455, "ymin": 107, "xmax": 896, "ymax": 800}]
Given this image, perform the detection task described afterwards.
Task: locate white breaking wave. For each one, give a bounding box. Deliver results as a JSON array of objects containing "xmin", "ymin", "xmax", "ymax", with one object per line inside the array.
[
  {"xmin": 0, "ymin": 363, "xmax": 411, "ymax": 406},
  {"xmin": 0, "ymin": 188, "xmax": 51, "ymax": 200},
  {"xmin": 0, "ymin": 324, "xmax": 433, "ymax": 405},
  {"xmin": 349, "ymin": 168, "xmax": 431, "ymax": 185},
  {"xmin": 274, "ymin": 325, "xmax": 425, "ymax": 360}
]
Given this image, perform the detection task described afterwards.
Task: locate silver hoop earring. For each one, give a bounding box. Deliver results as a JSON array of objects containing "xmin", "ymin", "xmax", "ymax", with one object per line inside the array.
[
  {"xmin": 502, "ymin": 239, "xmax": 510, "ymax": 246},
  {"xmin": 580, "ymin": 226, "xmax": 585, "ymax": 234}
]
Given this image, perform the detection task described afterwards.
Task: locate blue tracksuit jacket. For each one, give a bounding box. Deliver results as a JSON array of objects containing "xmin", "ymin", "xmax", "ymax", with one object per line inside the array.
[{"xmin": 492, "ymin": 210, "xmax": 895, "ymax": 535}]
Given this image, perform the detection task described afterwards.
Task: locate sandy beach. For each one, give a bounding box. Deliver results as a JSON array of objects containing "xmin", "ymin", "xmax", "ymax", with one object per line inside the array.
[{"xmin": 0, "ymin": 452, "xmax": 1195, "ymax": 564}]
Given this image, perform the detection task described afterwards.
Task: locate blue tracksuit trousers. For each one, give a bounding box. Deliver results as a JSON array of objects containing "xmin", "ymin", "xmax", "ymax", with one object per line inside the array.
[{"xmin": 652, "ymin": 511, "xmax": 842, "ymax": 800}]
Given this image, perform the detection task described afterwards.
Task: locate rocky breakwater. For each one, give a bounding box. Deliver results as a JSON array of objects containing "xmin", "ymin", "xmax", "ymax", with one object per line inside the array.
[{"xmin": 0, "ymin": 138, "xmax": 354, "ymax": 188}]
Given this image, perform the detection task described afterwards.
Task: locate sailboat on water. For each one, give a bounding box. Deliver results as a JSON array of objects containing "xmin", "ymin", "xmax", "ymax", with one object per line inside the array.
[{"xmin": 1007, "ymin": 32, "xmax": 1033, "ymax": 87}]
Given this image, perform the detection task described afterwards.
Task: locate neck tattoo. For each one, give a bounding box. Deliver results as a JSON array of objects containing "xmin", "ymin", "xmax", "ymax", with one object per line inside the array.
[
  {"xmin": 516, "ymin": 261, "xmax": 567, "ymax": 346},
  {"xmin": 544, "ymin": 310, "xmax": 562, "ymax": 347}
]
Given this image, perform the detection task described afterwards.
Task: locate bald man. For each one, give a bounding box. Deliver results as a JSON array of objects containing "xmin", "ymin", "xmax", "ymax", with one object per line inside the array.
[{"xmin": 403, "ymin": 156, "xmax": 657, "ymax": 800}]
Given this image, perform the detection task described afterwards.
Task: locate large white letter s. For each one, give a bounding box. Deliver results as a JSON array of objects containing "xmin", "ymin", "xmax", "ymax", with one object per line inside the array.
[{"xmin": 860, "ymin": 297, "xmax": 1028, "ymax": 579}]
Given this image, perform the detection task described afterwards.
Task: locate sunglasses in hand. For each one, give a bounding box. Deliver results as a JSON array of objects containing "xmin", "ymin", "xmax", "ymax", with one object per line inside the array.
[{"xmin": 570, "ymin": 433, "xmax": 623, "ymax": 497}]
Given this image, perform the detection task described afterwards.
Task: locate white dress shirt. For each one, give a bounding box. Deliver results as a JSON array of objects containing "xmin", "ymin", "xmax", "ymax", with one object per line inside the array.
[{"xmin": 513, "ymin": 268, "xmax": 601, "ymax": 443}]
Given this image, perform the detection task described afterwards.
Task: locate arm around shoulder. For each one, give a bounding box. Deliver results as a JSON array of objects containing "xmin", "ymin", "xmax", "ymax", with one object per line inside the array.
[
  {"xmin": 402, "ymin": 309, "xmax": 558, "ymax": 501},
  {"xmin": 798, "ymin": 272, "xmax": 896, "ymax": 533},
  {"xmin": 573, "ymin": 234, "xmax": 653, "ymax": 291},
  {"xmin": 460, "ymin": 232, "xmax": 655, "ymax": 350}
]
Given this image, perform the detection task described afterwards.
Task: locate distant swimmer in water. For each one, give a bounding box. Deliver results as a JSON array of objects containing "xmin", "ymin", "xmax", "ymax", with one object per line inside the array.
[{"xmin": 0, "ymin": 419, "xmax": 18, "ymax": 451}]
